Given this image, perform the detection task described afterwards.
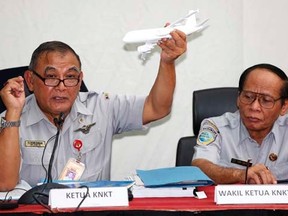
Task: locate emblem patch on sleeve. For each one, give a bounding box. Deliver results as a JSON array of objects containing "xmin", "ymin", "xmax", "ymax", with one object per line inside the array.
[{"xmin": 197, "ymin": 120, "xmax": 219, "ymax": 146}]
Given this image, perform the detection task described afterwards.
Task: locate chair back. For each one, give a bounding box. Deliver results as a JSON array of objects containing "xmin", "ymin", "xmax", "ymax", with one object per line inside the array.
[
  {"xmin": 176, "ymin": 87, "xmax": 239, "ymax": 166},
  {"xmin": 0, "ymin": 66, "xmax": 88, "ymax": 113},
  {"xmin": 193, "ymin": 87, "xmax": 239, "ymax": 135}
]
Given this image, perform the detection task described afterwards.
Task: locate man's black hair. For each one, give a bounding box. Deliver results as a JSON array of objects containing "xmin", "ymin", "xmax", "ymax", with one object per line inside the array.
[
  {"xmin": 238, "ymin": 63, "xmax": 288, "ymax": 103},
  {"xmin": 28, "ymin": 41, "xmax": 81, "ymax": 71}
]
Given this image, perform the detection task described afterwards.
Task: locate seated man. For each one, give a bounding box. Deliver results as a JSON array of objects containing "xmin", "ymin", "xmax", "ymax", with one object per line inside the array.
[
  {"xmin": 0, "ymin": 31, "xmax": 187, "ymax": 191},
  {"xmin": 192, "ymin": 63, "xmax": 288, "ymax": 184}
]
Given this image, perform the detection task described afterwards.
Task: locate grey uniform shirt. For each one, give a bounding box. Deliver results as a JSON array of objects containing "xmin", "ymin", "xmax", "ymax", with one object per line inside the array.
[
  {"xmin": 193, "ymin": 111, "xmax": 288, "ymax": 180},
  {"xmin": 5, "ymin": 91, "xmax": 146, "ymax": 186}
]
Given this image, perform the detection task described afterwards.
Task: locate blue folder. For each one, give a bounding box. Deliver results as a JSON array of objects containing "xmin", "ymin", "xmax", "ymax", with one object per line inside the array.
[{"xmin": 136, "ymin": 166, "xmax": 213, "ymax": 187}]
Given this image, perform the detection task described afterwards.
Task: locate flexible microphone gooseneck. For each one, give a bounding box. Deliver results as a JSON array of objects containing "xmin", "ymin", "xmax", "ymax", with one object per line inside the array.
[
  {"xmin": 18, "ymin": 113, "xmax": 69, "ymax": 205},
  {"xmin": 47, "ymin": 112, "xmax": 65, "ymax": 183}
]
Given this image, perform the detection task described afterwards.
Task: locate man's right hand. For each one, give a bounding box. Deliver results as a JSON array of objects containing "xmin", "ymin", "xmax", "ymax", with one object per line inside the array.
[
  {"xmin": 247, "ymin": 164, "xmax": 277, "ymax": 184},
  {"xmin": 0, "ymin": 76, "xmax": 25, "ymax": 114}
]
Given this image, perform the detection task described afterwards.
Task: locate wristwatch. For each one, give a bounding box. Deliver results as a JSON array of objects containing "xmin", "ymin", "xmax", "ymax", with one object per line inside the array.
[{"xmin": 0, "ymin": 117, "xmax": 21, "ymax": 132}]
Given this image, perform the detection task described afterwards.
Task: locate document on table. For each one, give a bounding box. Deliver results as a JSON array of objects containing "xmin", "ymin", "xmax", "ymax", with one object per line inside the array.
[
  {"xmin": 132, "ymin": 184, "xmax": 196, "ymax": 198},
  {"xmin": 136, "ymin": 166, "xmax": 213, "ymax": 187},
  {"xmin": 129, "ymin": 166, "xmax": 212, "ymax": 198}
]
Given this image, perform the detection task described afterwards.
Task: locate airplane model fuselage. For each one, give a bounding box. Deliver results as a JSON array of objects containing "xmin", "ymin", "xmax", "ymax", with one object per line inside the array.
[{"xmin": 123, "ymin": 10, "xmax": 208, "ymax": 59}]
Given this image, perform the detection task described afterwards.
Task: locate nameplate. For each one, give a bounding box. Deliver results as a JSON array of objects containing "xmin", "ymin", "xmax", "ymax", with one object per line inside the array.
[
  {"xmin": 49, "ymin": 187, "xmax": 129, "ymax": 209},
  {"xmin": 215, "ymin": 184, "xmax": 288, "ymax": 204}
]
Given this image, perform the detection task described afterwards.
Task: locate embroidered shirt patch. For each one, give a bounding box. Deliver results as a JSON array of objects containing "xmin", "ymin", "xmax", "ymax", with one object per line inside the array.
[{"xmin": 197, "ymin": 121, "xmax": 219, "ymax": 145}]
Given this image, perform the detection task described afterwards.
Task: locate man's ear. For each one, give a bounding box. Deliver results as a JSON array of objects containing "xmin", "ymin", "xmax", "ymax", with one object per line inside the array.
[
  {"xmin": 280, "ymin": 99, "xmax": 288, "ymax": 116},
  {"xmin": 78, "ymin": 72, "xmax": 84, "ymax": 91},
  {"xmin": 24, "ymin": 70, "xmax": 34, "ymax": 92},
  {"xmin": 236, "ymin": 96, "xmax": 240, "ymax": 109}
]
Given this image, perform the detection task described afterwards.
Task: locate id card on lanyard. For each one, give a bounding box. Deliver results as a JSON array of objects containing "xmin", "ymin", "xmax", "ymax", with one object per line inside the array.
[{"xmin": 59, "ymin": 139, "xmax": 85, "ymax": 181}]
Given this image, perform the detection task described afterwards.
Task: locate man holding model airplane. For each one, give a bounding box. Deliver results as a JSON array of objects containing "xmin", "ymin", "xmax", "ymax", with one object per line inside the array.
[{"xmin": 0, "ymin": 26, "xmax": 187, "ymax": 192}]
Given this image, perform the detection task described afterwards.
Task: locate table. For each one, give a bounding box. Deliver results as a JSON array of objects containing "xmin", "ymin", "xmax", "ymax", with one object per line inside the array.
[{"xmin": 1, "ymin": 186, "xmax": 288, "ymax": 215}]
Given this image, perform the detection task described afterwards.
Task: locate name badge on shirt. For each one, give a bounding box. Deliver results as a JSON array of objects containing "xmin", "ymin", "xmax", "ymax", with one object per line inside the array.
[
  {"xmin": 25, "ymin": 140, "xmax": 46, "ymax": 147},
  {"xmin": 59, "ymin": 158, "xmax": 85, "ymax": 181}
]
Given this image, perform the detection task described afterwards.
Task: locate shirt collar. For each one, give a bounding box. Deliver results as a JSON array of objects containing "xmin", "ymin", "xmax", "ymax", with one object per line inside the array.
[
  {"xmin": 25, "ymin": 95, "xmax": 49, "ymax": 127},
  {"xmin": 238, "ymin": 116, "xmax": 283, "ymax": 145},
  {"xmin": 70, "ymin": 92, "xmax": 93, "ymax": 122},
  {"xmin": 272, "ymin": 115, "xmax": 288, "ymax": 145},
  {"xmin": 25, "ymin": 92, "xmax": 93, "ymax": 126},
  {"xmin": 239, "ymin": 120, "xmax": 250, "ymax": 145}
]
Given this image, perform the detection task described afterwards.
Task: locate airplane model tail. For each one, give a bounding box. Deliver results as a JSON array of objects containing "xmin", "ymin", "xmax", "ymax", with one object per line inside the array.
[
  {"xmin": 167, "ymin": 10, "xmax": 198, "ymax": 29},
  {"xmin": 123, "ymin": 9, "xmax": 208, "ymax": 60}
]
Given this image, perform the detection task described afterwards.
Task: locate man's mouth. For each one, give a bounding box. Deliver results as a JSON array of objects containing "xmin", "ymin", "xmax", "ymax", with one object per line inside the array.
[
  {"xmin": 52, "ymin": 96, "xmax": 67, "ymax": 101},
  {"xmin": 247, "ymin": 116, "xmax": 261, "ymax": 122}
]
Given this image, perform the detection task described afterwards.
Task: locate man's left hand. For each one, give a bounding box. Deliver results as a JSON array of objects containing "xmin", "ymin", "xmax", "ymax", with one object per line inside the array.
[{"xmin": 158, "ymin": 30, "xmax": 187, "ymax": 63}]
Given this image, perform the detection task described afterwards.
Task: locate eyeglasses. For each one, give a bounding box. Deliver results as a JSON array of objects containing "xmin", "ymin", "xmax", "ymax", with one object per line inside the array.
[
  {"xmin": 31, "ymin": 70, "xmax": 80, "ymax": 87},
  {"xmin": 239, "ymin": 90, "xmax": 282, "ymax": 109}
]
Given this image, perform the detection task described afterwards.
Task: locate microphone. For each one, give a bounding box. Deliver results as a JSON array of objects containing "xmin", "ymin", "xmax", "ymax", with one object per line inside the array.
[
  {"xmin": 18, "ymin": 112, "xmax": 69, "ymax": 205},
  {"xmin": 53, "ymin": 112, "xmax": 65, "ymax": 129}
]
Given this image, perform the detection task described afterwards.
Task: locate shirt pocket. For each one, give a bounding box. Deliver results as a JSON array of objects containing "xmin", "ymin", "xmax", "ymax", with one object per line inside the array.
[
  {"xmin": 269, "ymin": 162, "xmax": 288, "ymax": 180},
  {"xmin": 73, "ymin": 126, "xmax": 107, "ymax": 181},
  {"xmin": 21, "ymin": 143, "xmax": 50, "ymax": 166}
]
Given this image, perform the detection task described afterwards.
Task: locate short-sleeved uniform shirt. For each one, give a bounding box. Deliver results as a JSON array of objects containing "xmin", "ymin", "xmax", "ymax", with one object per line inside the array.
[
  {"xmin": 193, "ymin": 111, "xmax": 288, "ymax": 180},
  {"xmin": 3, "ymin": 91, "xmax": 146, "ymax": 186}
]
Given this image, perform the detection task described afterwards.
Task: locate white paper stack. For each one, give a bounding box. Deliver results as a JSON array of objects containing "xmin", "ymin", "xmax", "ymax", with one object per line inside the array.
[{"xmin": 129, "ymin": 166, "xmax": 212, "ymax": 198}]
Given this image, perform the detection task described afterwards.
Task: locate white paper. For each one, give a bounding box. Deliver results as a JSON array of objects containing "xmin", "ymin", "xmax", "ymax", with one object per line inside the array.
[
  {"xmin": 132, "ymin": 185, "xmax": 196, "ymax": 198},
  {"xmin": 49, "ymin": 187, "xmax": 129, "ymax": 209},
  {"xmin": 0, "ymin": 180, "xmax": 32, "ymax": 200}
]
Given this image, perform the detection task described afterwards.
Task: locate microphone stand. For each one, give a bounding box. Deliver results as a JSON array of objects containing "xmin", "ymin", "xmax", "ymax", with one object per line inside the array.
[
  {"xmin": 18, "ymin": 113, "xmax": 68, "ymax": 205},
  {"xmin": 47, "ymin": 113, "xmax": 64, "ymax": 183}
]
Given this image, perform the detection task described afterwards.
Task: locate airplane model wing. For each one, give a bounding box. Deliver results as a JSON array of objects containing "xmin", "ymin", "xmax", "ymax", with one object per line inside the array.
[{"xmin": 123, "ymin": 9, "xmax": 208, "ymax": 60}]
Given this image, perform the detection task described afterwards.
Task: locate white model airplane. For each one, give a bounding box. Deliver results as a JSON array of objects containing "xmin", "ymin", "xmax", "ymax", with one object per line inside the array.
[{"xmin": 123, "ymin": 9, "xmax": 208, "ymax": 60}]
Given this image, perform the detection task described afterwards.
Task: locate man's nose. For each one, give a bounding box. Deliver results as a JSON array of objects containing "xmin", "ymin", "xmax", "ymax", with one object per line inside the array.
[
  {"xmin": 55, "ymin": 80, "xmax": 67, "ymax": 89},
  {"xmin": 250, "ymin": 97, "xmax": 262, "ymax": 109}
]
